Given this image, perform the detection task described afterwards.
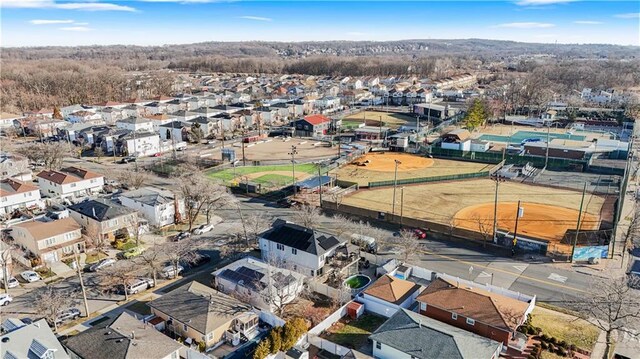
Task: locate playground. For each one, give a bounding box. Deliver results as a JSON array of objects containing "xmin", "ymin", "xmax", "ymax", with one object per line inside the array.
[
  {"xmin": 339, "ymin": 178, "xmax": 607, "ymax": 246},
  {"xmin": 331, "ymin": 152, "xmax": 492, "ymax": 187}
]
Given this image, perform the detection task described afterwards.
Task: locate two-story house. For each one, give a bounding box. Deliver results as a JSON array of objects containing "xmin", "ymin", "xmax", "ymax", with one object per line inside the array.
[
  {"xmin": 0, "ymin": 178, "xmax": 43, "ymax": 216},
  {"xmin": 116, "ymin": 116, "xmax": 154, "ymax": 132},
  {"xmin": 68, "ymin": 198, "xmax": 138, "ymax": 242},
  {"xmin": 369, "ymin": 308, "xmax": 503, "ymax": 359},
  {"xmin": 293, "ymin": 114, "xmax": 331, "ymax": 137},
  {"xmin": 415, "ymin": 277, "xmax": 532, "ymax": 346},
  {"xmin": 1, "ymin": 318, "xmax": 70, "ymax": 359},
  {"xmin": 10, "ymin": 217, "xmax": 83, "ymax": 263},
  {"xmin": 119, "ymin": 187, "xmax": 184, "ymax": 227},
  {"xmin": 259, "ymin": 221, "xmax": 343, "ymax": 277},
  {"xmin": 0, "ymin": 152, "xmax": 30, "ymax": 180},
  {"xmin": 63, "ymin": 312, "xmax": 182, "ymax": 359},
  {"xmin": 36, "ymin": 167, "xmax": 104, "ymax": 200},
  {"xmin": 147, "ymin": 282, "xmax": 259, "ymax": 350}
]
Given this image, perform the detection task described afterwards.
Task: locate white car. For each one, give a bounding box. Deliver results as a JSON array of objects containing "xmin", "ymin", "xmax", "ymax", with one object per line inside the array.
[
  {"xmin": 0, "ymin": 293, "xmax": 13, "ymax": 306},
  {"xmin": 89, "ymin": 258, "xmax": 116, "ymax": 272},
  {"xmin": 1, "ymin": 276, "xmax": 19, "ymax": 289},
  {"xmin": 192, "ymin": 224, "xmax": 214, "ymax": 235},
  {"xmin": 20, "ymin": 271, "xmax": 42, "ymax": 283},
  {"xmin": 161, "ymin": 265, "xmax": 184, "ymax": 279},
  {"xmin": 124, "ymin": 278, "xmax": 154, "ymax": 295}
]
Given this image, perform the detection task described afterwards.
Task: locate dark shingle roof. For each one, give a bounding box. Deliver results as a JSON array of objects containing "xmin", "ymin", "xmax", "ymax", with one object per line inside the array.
[
  {"xmin": 261, "ymin": 222, "xmax": 341, "ymax": 255},
  {"xmin": 369, "ymin": 309, "xmax": 501, "ymax": 359},
  {"xmin": 69, "ymin": 198, "xmax": 135, "ymax": 221}
]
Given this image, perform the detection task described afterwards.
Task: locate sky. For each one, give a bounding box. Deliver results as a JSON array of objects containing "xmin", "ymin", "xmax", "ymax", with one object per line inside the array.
[{"xmin": 1, "ymin": 0, "xmax": 639, "ymax": 47}]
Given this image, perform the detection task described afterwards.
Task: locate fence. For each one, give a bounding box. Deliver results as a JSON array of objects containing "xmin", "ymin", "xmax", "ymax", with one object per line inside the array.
[
  {"xmin": 255, "ymin": 309, "xmax": 285, "ymax": 328},
  {"xmin": 367, "ymin": 170, "xmax": 490, "ymax": 188},
  {"xmin": 308, "ymin": 301, "xmax": 350, "ymax": 335},
  {"xmin": 307, "ymin": 335, "xmax": 351, "ymax": 356},
  {"xmin": 308, "ymin": 280, "xmax": 342, "ymax": 300},
  {"xmin": 572, "ymin": 245, "xmax": 609, "ymax": 261}
]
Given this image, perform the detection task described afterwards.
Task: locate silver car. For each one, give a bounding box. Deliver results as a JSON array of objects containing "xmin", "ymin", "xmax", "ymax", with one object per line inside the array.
[
  {"xmin": 54, "ymin": 308, "xmax": 81, "ymax": 325},
  {"xmin": 124, "ymin": 278, "xmax": 154, "ymax": 295},
  {"xmin": 89, "ymin": 258, "xmax": 116, "ymax": 272},
  {"xmin": 1, "ymin": 276, "xmax": 19, "ymax": 289}
]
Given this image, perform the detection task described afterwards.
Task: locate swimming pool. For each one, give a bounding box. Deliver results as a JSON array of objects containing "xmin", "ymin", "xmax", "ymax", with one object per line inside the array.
[{"xmin": 478, "ymin": 130, "xmax": 586, "ymax": 145}]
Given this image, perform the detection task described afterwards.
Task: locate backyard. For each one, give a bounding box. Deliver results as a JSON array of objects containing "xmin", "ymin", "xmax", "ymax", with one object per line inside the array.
[
  {"xmin": 322, "ymin": 314, "xmax": 386, "ymax": 350},
  {"xmin": 530, "ymin": 307, "xmax": 600, "ymax": 351}
]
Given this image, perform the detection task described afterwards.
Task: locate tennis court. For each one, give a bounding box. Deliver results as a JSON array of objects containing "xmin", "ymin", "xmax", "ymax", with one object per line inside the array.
[{"xmin": 479, "ymin": 130, "xmax": 586, "ymax": 144}]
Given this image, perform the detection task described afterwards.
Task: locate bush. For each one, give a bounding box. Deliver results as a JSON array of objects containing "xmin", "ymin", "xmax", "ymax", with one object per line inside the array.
[
  {"xmin": 281, "ymin": 317, "xmax": 308, "ymax": 350},
  {"xmin": 268, "ymin": 327, "xmax": 283, "ymax": 354},
  {"xmin": 549, "ymin": 336, "xmax": 557, "ymax": 345},
  {"xmin": 558, "ymin": 340, "xmax": 568, "ymax": 349},
  {"xmin": 253, "ymin": 338, "xmax": 271, "ymax": 359},
  {"xmin": 540, "ymin": 342, "xmax": 549, "ymax": 350},
  {"xmin": 541, "ymin": 334, "xmax": 550, "ymax": 342},
  {"xmin": 569, "ymin": 344, "xmax": 577, "ymax": 352},
  {"xmin": 197, "ymin": 341, "xmax": 206, "ymax": 352}
]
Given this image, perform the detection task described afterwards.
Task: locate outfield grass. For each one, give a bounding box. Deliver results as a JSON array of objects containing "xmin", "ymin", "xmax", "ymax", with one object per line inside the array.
[
  {"xmin": 323, "ymin": 314, "xmax": 386, "ymax": 349},
  {"xmin": 253, "ymin": 174, "xmax": 295, "ymax": 187},
  {"xmin": 207, "ymin": 163, "xmax": 318, "ymax": 184}
]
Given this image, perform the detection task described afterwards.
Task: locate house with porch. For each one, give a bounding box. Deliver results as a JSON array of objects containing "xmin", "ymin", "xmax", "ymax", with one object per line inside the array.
[
  {"xmin": 147, "ymin": 281, "xmax": 259, "ymax": 350},
  {"xmin": 10, "ymin": 217, "xmax": 83, "ymax": 263},
  {"xmin": 0, "ymin": 178, "xmax": 43, "ymax": 216},
  {"xmin": 36, "ymin": 166, "xmax": 104, "ymax": 200}
]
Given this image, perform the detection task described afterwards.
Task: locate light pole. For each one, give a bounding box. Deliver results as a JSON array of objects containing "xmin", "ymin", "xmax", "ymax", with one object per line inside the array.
[
  {"xmin": 491, "ymin": 173, "xmax": 504, "ymax": 244},
  {"xmin": 400, "ymin": 187, "xmax": 405, "ymax": 224},
  {"xmin": 392, "ymin": 159, "xmax": 401, "ymax": 214},
  {"xmin": 512, "ymin": 200, "xmax": 523, "ymax": 256},
  {"xmin": 289, "ymin": 145, "xmax": 298, "ymax": 196}
]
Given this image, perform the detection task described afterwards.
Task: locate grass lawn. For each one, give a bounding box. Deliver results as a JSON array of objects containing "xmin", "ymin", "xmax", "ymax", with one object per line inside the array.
[
  {"xmin": 324, "ymin": 314, "xmax": 386, "ymax": 349},
  {"xmin": 207, "ymin": 163, "xmax": 318, "ymax": 184},
  {"xmin": 85, "ymin": 251, "xmax": 108, "ymax": 264},
  {"xmin": 531, "ymin": 307, "xmax": 600, "ymax": 350},
  {"xmin": 253, "ymin": 174, "xmax": 295, "ymax": 187},
  {"xmin": 125, "ymin": 300, "xmax": 152, "ymax": 316},
  {"xmin": 343, "ymin": 111, "xmax": 415, "ymax": 128}
]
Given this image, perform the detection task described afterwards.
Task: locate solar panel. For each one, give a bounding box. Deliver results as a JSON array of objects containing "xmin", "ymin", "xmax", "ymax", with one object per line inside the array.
[{"xmin": 236, "ymin": 266, "xmax": 264, "ymax": 281}]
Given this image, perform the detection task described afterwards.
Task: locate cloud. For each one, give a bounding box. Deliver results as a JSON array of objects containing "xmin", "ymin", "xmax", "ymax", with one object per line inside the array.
[
  {"xmin": 59, "ymin": 26, "xmax": 92, "ymax": 31},
  {"xmin": 515, "ymin": 0, "xmax": 575, "ymax": 5},
  {"xmin": 573, "ymin": 20, "xmax": 603, "ymax": 25},
  {"xmin": 29, "ymin": 19, "xmax": 74, "ymax": 25},
  {"xmin": 73, "ymin": 22, "xmax": 89, "ymax": 25},
  {"xmin": 493, "ymin": 22, "xmax": 555, "ymax": 28},
  {"xmin": 239, "ymin": 16, "xmax": 272, "ymax": 22},
  {"xmin": 614, "ymin": 13, "xmax": 640, "ymax": 19},
  {"xmin": 1, "ymin": 0, "xmax": 136, "ymax": 11}
]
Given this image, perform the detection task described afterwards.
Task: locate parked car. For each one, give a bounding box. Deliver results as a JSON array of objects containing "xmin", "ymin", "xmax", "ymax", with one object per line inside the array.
[
  {"xmin": 122, "ymin": 246, "xmax": 145, "ymax": 259},
  {"xmin": 173, "ymin": 231, "xmax": 191, "ymax": 241},
  {"xmin": 188, "ymin": 253, "xmax": 211, "ymax": 268},
  {"xmin": 412, "ymin": 228, "xmax": 427, "ymax": 239},
  {"xmin": 88, "ymin": 258, "xmax": 116, "ymax": 272},
  {"xmin": 119, "ymin": 156, "xmax": 136, "ymax": 164},
  {"xmin": 20, "ymin": 271, "xmax": 42, "ymax": 283},
  {"xmin": 123, "ymin": 278, "xmax": 154, "ymax": 295},
  {"xmin": 1, "ymin": 276, "xmax": 20, "ymax": 289},
  {"xmin": 54, "ymin": 308, "xmax": 81, "ymax": 325},
  {"xmin": 161, "ymin": 264, "xmax": 184, "ymax": 279},
  {"xmin": 0, "ymin": 293, "xmax": 13, "ymax": 306},
  {"xmin": 192, "ymin": 224, "xmax": 214, "ymax": 235}
]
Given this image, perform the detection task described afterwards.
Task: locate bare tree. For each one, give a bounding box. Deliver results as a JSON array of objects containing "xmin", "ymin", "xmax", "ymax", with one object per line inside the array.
[
  {"xmin": 1, "ymin": 247, "xmax": 13, "ymax": 294},
  {"xmin": 98, "ymin": 261, "xmax": 140, "ymax": 301},
  {"xmin": 257, "ymin": 257, "xmax": 306, "ymax": 316},
  {"xmin": 83, "ymin": 220, "xmax": 109, "ymax": 254},
  {"xmin": 203, "ymin": 183, "xmax": 232, "ymax": 224},
  {"xmin": 244, "ymin": 212, "xmax": 271, "ymax": 245},
  {"xmin": 384, "ymin": 229, "xmax": 420, "ymax": 263},
  {"xmin": 293, "ymin": 204, "xmax": 322, "ymax": 229},
  {"xmin": 177, "ymin": 165, "xmax": 229, "ymax": 231},
  {"xmin": 116, "ymin": 169, "xmax": 150, "ymax": 190},
  {"xmin": 472, "ymin": 214, "xmax": 493, "ymax": 248},
  {"xmin": 33, "ymin": 286, "xmax": 77, "ymax": 332},
  {"xmin": 573, "ymin": 277, "xmax": 640, "ymax": 359},
  {"xmin": 331, "ymin": 214, "xmax": 354, "ymax": 239},
  {"xmin": 164, "ymin": 238, "xmax": 201, "ymax": 279},
  {"xmin": 94, "ymin": 147, "xmax": 104, "ymax": 161},
  {"xmin": 134, "ymin": 244, "xmax": 164, "ymax": 287},
  {"xmin": 17, "ymin": 142, "xmax": 69, "ymax": 170}
]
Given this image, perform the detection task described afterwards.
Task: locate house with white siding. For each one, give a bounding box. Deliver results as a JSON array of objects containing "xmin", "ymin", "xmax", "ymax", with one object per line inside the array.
[
  {"xmin": 0, "ymin": 178, "xmax": 43, "ymax": 216},
  {"xmin": 10, "ymin": 217, "xmax": 83, "ymax": 263},
  {"xmin": 119, "ymin": 187, "xmax": 184, "ymax": 227},
  {"xmin": 36, "ymin": 166, "xmax": 104, "ymax": 200}
]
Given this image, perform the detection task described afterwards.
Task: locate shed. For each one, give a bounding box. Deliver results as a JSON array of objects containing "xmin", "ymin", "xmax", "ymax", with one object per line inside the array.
[
  {"xmin": 441, "ymin": 129, "xmax": 471, "ymax": 142},
  {"xmin": 347, "ymin": 301, "xmax": 365, "ymax": 319}
]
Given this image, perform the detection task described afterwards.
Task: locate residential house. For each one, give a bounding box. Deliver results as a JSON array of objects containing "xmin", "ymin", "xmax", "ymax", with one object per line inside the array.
[
  {"xmin": 144, "ymin": 114, "xmax": 178, "ymax": 133},
  {"xmin": 259, "ymin": 221, "xmax": 343, "ymax": 277},
  {"xmin": 63, "ymin": 312, "xmax": 182, "ymax": 359},
  {"xmin": 188, "ymin": 107, "xmax": 222, "ymax": 119},
  {"xmin": 67, "ymin": 110, "xmax": 102, "ymax": 124},
  {"xmin": 119, "ymin": 187, "xmax": 184, "ymax": 227},
  {"xmin": 116, "ymin": 116, "xmax": 154, "ymax": 132},
  {"xmin": 416, "ymin": 277, "xmax": 532, "ymax": 346},
  {"xmin": 36, "ymin": 166, "xmax": 104, "ymax": 200},
  {"xmin": 122, "ymin": 105, "xmax": 144, "ymax": 118},
  {"xmin": 147, "ymin": 281, "xmax": 259, "ymax": 350},
  {"xmin": 26, "ymin": 118, "xmax": 67, "ymax": 137},
  {"xmin": 96, "ymin": 108, "xmax": 124, "ymax": 125},
  {"xmin": 0, "ymin": 178, "xmax": 43, "ymax": 216},
  {"xmin": 188, "ymin": 116, "xmax": 218, "ymax": 138},
  {"xmin": 10, "ymin": 217, "xmax": 83, "ymax": 263},
  {"xmin": 315, "ymin": 96, "xmax": 341, "ymax": 110},
  {"xmin": 369, "ymin": 309, "xmax": 503, "ymax": 359},
  {"xmin": 212, "ymin": 257, "xmax": 306, "ymax": 313},
  {"xmin": 293, "ymin": 114, "xmax": 331, "ymax": 137},
  {"xmin": 0, "ymin": 319, "xmax": 70, "ymax": 359},
  {"xmin": 0, "ymin": 152, "xmax": 30, "ymax": 180},
  {"xmin": 159, "ymin": 121, "xmax": 190, "ymax": 142},
  {"xmin": 357, "ymin": 275, "xmax": 422, "ymax": 317},
  {"xmin": 117, "ymin": 131, "xmax": 160, "ymax": 157},
  {"xmin": 254, "ymin": 107, "xmax": 278, "ymax": 125},
  {"xmin": 68, "ymin": 198, "xmax": 138, "ymax": 241},
  {"xmin": 168, "ymin": 110, "xmax": 198, "ymax": 122},
  {"xmin": 0, "ymin": 112, "xmax": 22, "ymax": 129}
]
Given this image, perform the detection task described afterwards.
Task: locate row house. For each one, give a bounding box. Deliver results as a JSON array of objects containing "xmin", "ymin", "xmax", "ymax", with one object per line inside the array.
[
  {"xmin": 36, "ymin": 166, "xmax": 104, "ymax": 200},
  {"xmin": 119, "ymin": 186, "xmax": 184, "ymax": 227},
  {"xmin": 69, "ymin": 198, "xmax": 138, "ymax": 241},
  {"xmin": 11, "ymin": 217, "xmax": 83, "ymax": 263},
  {"xmin": 66, "ymin": 110, "xmax": 102, "ymax": 124},
  {"xmin": 116, "ymin": 116, "xmax": 154, "ymax": 132},
  {"xmin": 0, "ymin": 178, "xmax": 43, "ymax": 216},
  {"xmin": 117, "ymin": 131, "xmax": 161, "ymax": 157},
  {"xmin": 0, "ymin": 152, "xmax": 30, "ymax": 180}
]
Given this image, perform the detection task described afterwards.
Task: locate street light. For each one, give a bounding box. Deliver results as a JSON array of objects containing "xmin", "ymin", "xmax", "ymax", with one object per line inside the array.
[
  {"xmin": 289, "ymin": 145, "xmax": 298, "ymax": 196},
  {"xmin": 392, "ymin": 159, "xmax": 402, "ymax": 214}
]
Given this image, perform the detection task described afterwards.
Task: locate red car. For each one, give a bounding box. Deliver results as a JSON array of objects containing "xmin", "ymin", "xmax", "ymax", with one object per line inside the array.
[
  {"xmin": 413, "ymin": 228, "xmax": 427, "ymax": 239},
  {"xmin": 153, "ymin": 153, "xmax": 163, "ymax": 157}
]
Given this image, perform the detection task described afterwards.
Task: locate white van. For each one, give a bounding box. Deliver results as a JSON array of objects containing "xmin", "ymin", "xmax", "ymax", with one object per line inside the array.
[{"xmin": 350, "ymin": 233, "xmax": 377, "ymax": 253}]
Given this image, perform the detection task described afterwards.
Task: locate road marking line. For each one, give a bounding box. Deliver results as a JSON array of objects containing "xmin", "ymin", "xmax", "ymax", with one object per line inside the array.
[
  {"xmin": 416, "ymin": 249, "xmax": 586, "ymax": 293},
  {"xmin": 548, "ymin": 273, "xmax": 568, "ymax": 283},
  {"xmin": 478, "ymin": 271, "xmax": 492, "ymax": 278},
  {"xmin": 513, "ymin": 265, "xmax": 528, "ymax": 272}
]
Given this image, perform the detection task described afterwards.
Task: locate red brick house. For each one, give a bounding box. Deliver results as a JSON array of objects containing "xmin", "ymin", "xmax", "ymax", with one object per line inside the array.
[{"xmin": 415, "ymin": 277, "xmax": 531, "ymax": 346}]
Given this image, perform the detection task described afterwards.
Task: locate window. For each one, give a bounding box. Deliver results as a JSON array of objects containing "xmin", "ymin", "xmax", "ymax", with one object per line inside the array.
[
  {"xmin": 276, "ymin": 243, "xmax": 284, "ymax": 251},
  {"xmin": 291, "ymin": 248, "xmax": 297, "ymax": 255},
  {"xmin": 452, "ymin": 313, "xmax": 458, "ymax": 320},
  {"xmin": 420, "ymin": 302, "xmax": 427, "ymax": 311},
  {"xmin": 375, "ymin": 342, "xmax": 381, "ymax": 350},
  {"xmin": 466, "ymin": 318, "xmax": 475, "ymax": 326},
  {"xmin": 70, "ymin": 183, "xmax": 76, "ymax": 188}
]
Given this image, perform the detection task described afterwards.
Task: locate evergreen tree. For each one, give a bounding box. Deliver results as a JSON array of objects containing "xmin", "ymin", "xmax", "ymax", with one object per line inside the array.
[
  {"xmin": 252, "ymin": 338, "xmax": 271, "ymax": 359},
  {"xmin": 463, "ymin": 98, "xmax": 489, "ymax": 131},
  {"xmin": 52, "ymin": 106, "xmax": 63, "ymax": 120}
]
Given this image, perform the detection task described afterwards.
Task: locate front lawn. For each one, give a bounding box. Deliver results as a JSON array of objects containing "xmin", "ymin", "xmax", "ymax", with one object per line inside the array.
[
  {"xmin": 85, "ymin": 251, "xmax": 108, "ymax": 264},
  {"xmin": 531, "ymin": 307, "xmax": 599, "ymax": 351},
  {"xmin": 323, "ymin": 314, "xmax": 386, "ymax": 349}
]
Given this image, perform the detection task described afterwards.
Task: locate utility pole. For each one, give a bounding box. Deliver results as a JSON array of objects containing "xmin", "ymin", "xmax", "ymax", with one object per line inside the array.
[
  {"xmin": 133, "ymin": 130, "xmax": 138, "ymax": 171},
  {"xmin": 73, "ymin": 248, "xmax": 90, "ymax": 318},
  {"xmin": 289, "ymin": 145, "xmax": 298, "ymax": 195},
  {"xmin": 512, "ymin": 200, "xmax": 523, "ymax": 256},
  {"xmin": 544, "ymin": 124, "xmax": 550, "ymax": 169},
  {"xmin": 571, "ymin": 183, "xmax": 588, "ymax": 263},
  {"xmin": 491, "ymin": 173, "xmax": 504, "ymax": 244},
  {"xmin": 317, "ymin": 162, "xmax": 323, "ymax": 206},
  {"xmin": 392, "ymin": 160, "xmax": 401, "ymax": 214},
  {"xmin": 400, "ymin": 187, "xmax": 405, "ymax": 224},
  {"xmin": 241, "ymin": 130, "xmax": 247, "ymax": 166}
]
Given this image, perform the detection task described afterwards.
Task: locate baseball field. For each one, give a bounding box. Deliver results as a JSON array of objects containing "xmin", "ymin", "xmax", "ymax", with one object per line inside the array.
[
  {"xmin": 339, "ymin": 178, "xmax": 606, "ymax": 245},
  {"xmin": 207, "ymin": 163, "xmax": 317, "ymax": 187},
  {"xmin": 342, "ymin": 111, "xmax": 415, "ymax": 129},
  {"xmin": 331, "ymin": 152, "xmax": 492, "ymax": 187}
]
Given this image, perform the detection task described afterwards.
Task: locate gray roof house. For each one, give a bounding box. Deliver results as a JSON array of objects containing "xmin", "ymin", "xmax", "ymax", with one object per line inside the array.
[
  {"xmin": 0, "ymin": 318, "xmax": 70, "ymax": 359},
  {"xmin": 63, "ymin": 312, "xmax": 181, "ymax": 359},
  {"xmin": 119, "ymin": 187, "xmax": 184, "ymax": 227},
  {"xmin": 369, "ymin": 309, "xmax": 503, "ymax": 359},
  {"xmin": 68, "ymin": 198, "xmax": 138, "ymax": 240}
]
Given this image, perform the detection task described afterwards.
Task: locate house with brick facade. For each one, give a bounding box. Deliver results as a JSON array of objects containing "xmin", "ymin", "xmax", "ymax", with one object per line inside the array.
[{"xmin": 415, "ymin": 277, "xmax": 532, "ymax": 346}]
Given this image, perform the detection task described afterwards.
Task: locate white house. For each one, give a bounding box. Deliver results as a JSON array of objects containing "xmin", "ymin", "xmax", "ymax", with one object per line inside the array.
[
  {"xmin": 0, "ymin": 178, "xmax": 43, "ymax": 216},
  {"xmin": 10, "ymin": 217, "xmax": 83, "ymax": 263},
  {"xmin": 67, "ymin": 110, "xmax": 102, "ymax": 124},
  {"xmin": 212, "ymin": 257, "xmax": 306, "ymax": 313},
  {"xmin": 120, "ymin": 132, "xmax": 161, "ymax": 157},
  {"xmin": 36, "ymin": 166, "xmax": 104, "ymax": 200},
  {"xmin": 259, "ymin": 221, "xmax": 343, "ymax": 277},
  {"xmin": 119, "ymin": 186, "xmax": 184, "ymax": 227},
  {"xmin": 0, "ymin": 112, "xmax": 22, "ymax": 129},
  {"xmin": 356, "ymin": 274, "xmax": 423, "ymax": 318},
  {"xmin": 0, "ymin": 319, "xmax": 70, "ymax": 359},
  {"xmin": 116, "ymin": 116, "xmax": 154, "ymax": 132}
]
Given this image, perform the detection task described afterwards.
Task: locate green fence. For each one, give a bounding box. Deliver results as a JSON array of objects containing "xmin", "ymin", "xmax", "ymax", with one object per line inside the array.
[
  {"xmin": 430, "ymin": 147, "xmax": 588, "ymax": 171},
  {"xmin": 368, "ymin": 171, "xmax": 490, "ymax": 188}
]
